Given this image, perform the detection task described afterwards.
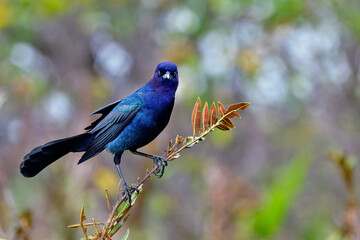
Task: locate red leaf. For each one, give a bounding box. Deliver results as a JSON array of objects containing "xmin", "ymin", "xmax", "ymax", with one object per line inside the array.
[
  {"xmin": 177, "ymin": 136, "xmax": 184, "ymax": 146},
  {"xmin": 221, "ymin": 118, "xmax": 235, "ymax": 128},
  {"xmin": 216, "ymin": 124, "xmax": 230, "ymax": 131},
  {"xmin": 226, "ymin": 102, "xmax": 250, "ymax": 113},
  {"xmin": 191, "ymin": 97, "xmax": 201, "ymax": 136},
  {"xmin": 218, "ymin": 102, "xmax": 226, "ymax": 117},
  {"xmin": 168, "ymin": 138, "xmax": 173, "ymax": 150},
  {"xmin": 202, "ymin": 102, "xmax": 209, "ymax": 131},
  {"xmin": 209, "ymin": 102, "xmax": 217, "ymax": 126},
  {"xmin": 226, "ymin": 112, "xmax": 241, "ymax": 118}
]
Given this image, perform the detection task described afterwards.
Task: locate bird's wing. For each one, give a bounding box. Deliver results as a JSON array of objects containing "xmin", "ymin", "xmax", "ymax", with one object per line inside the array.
[
  {"xmin": 89, "ymin": 99, "xmax": 122, "ymax": 115},
  {"xmin": 85, "ymin": 99, "xmax": 122, "ymax": 130},
  {"xmin": 79, "ymin": 99, "xmax": 142, "ymax": 163}
]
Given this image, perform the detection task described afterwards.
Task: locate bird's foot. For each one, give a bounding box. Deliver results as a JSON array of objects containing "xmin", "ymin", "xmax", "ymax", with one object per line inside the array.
[
  {"xmin": 121, "ymin": 184, "xmax": 140, "ymax": 204},
  {"xmin": 152, "ymin": 156, "xmax": 168, "ymax": 178}
]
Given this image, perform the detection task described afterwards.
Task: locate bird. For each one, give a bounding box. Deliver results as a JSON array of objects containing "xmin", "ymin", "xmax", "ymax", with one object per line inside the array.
[{"xmin": 20, "ymin": 61, "xmax": 179, "ymax": 202}]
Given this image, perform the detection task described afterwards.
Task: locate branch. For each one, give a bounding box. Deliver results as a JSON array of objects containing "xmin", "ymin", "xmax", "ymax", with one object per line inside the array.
[
  {"xmin": 328, "ymin": 151, "xmax": 360, "ymax": 239},
  {"xmin": 69, "ymin": 98, "xmax": 250, "ymax": 240}
]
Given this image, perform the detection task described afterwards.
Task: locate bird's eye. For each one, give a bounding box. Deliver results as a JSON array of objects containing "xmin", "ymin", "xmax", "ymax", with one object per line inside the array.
[
  {"xmin": 158, "ymin": 71, "xmax": 161, "ymax": 76},
  {"xmin": 173, "ymin": 72, "xmax": 177, "ymax": 76}
]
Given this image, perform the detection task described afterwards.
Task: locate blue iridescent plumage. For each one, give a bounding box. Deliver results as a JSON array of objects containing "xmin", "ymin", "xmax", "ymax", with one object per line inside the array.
[{"xmin": 20, "ymin": 61, "xmax": 179, "ymax": 201}]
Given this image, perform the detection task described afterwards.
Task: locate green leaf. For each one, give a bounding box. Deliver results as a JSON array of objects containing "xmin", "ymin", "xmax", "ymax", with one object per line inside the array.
[
  {"xmin": 109, "ymin": 216, "xmax": 128, "ymax": 236},
  {"xmin": 108, "ymin": 185, "xmax": 142, "ymax": 236},
  {"xmin": 80, "ymin": 233, "xmax": 97, "ymax": 240},
  {"xmin": 252, "ymin": 152, "xmax": 313, "ymax": 237},
  {"xmin": 122, "ymin": 229, "xmax": 130, "ymax": 240}
]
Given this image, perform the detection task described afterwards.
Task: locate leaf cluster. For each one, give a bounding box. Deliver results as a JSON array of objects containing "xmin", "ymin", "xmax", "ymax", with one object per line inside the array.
[
  {"xmin": 165, "ymin": 98, "xmax": 250, "ymax": 161},
  {"xmin": 192, "ymin": 98, "xmax": 249, "ymax": 132}
]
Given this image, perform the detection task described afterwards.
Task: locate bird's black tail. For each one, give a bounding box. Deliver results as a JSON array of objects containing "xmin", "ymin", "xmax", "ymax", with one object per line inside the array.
[{"xmin": 20, "ymin": 133, "xmax": 93, "ymax": 178}]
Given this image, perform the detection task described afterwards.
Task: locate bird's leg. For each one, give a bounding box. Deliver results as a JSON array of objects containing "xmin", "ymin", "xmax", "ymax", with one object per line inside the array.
[
  {"xmin": 130, "ymin": 150, "xmax": 168, "ymax": 178},
  {"xmin": 114, "ymin": 154, "xmax": 139, "ymax": 204}
]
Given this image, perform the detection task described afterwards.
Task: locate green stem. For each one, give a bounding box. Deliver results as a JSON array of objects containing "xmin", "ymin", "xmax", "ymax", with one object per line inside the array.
[{"xmin": 68, "ymin": 222, "xmax": 104, "ymax": 228}]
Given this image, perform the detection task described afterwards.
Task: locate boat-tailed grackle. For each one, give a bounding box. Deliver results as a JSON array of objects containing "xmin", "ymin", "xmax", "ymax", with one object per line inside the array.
[{"xmin": 20, "ymin": 61, "xmax": 179, "ymax": 202}]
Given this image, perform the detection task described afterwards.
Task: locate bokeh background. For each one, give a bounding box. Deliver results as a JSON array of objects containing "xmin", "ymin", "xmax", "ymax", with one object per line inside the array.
[{"xmin": 1, "ymin": 0, "xmax": 360, "ymax": 239}]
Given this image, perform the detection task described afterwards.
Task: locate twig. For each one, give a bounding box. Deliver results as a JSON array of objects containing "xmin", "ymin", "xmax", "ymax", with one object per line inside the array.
[
  {"xmin": 99, "ymin": 165, "xmax": 160, "ymax": 239},
  {"xmin": 80, "ymin": 206, "xmax": 89, "ymax": 240},
  {"xmin": 92, "ymin": 218, "xmax": 100, "ymax": 236},
  {"xmin": 105, "ymin": 189, "xmax": 110, "ymax": 213},
  {"xmin": 68, "ymin": 222, "xmax": 104, "ymax": 228}
]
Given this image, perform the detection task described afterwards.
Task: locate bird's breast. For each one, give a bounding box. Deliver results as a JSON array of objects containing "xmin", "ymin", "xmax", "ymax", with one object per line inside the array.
[
  {"xmin": 142, "ymin": 91, "xmax": 174, "ymax": 126},
  {"xmin": 105, "ymin": 90, "xmax": 175, "ymax": 153}
]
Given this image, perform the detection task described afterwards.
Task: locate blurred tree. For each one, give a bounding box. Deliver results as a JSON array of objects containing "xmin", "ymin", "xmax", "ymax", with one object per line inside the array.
[{"xmin": 0, "ymin": 0, "xmax": 360, "ymax": 239}]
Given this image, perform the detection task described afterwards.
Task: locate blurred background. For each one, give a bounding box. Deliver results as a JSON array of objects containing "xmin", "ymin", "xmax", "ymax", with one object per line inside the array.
[{"xmin": 1, "ymin": 0, "xmax": 360, "ymax": 239}]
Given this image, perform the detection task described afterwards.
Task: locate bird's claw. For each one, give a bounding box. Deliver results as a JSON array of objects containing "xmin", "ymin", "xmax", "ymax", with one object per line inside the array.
[
  {"xmin": 152, "ymin": 156, "xmax": 167, "ymax": 178},
  {"xmin": 121, "ymin": 185, "xmax": 139, "ymax": 204}
]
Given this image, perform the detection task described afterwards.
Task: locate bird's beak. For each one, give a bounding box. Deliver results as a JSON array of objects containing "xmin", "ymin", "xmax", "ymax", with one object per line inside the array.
[{"xmin": 162, "ymin": 71, "xmax": 171, "ymax": 80}]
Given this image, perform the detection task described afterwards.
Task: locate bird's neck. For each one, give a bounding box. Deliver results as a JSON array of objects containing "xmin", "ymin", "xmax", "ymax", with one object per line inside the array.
[{"xmin": 146, "ymin": 78, "xmax": 177, "ymax": 95}]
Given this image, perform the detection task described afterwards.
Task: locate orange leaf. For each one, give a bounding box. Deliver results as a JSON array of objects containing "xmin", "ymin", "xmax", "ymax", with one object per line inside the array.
[
  {"xmin": 209, "ymin": 102, "xmax": 217, "ymax": 126},
  {"xmin": 191, "ymin": 97, "xmax": 201, "ymax": 136},
  {"xmin": 218, "ymin": 102, "xmax": 226, "ymax": 117},
  {"xmin": 168, "ymin": 138, "xmax": 173, "ymax": 150},
  {"xmin": 226, "ymin": 102, "xmax": 250, "ymax": 113},
  {"xmin": 202, "ymin": 102, "xmax": 209, "ymax": 131},
  {"xmin": 216, "ymin": 124, "xmax": 230, "ymax": 131},
  {"xmin": 226, "ymin": 112, "xmax": 241, "ymax": 118},
  {"xmin": 221, "ymin": 118, "xmax": 235, "ymax": 128},
  {"xmin": 177, "ymin": 136, "xmax": 184, "ymax": 145}
]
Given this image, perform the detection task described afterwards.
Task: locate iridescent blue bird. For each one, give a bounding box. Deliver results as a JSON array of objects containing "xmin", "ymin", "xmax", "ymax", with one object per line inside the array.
[{"xmin": 20, "ymin": 61, "xmax": 178, "ymax": 201}]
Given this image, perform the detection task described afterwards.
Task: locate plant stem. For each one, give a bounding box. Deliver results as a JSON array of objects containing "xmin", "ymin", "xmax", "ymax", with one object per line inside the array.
[
  {"xmin": 166, "ymin": 111, "xmax": 232, "ymax": 160},
  {"xmin": 99, "ymin": 165, "xmax": 160, "ymax": 240}
]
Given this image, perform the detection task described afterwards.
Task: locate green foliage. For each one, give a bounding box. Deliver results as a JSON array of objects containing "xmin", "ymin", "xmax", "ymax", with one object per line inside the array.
[
  {"xmin": 251, "ymin": 152, "xmax": 313, "ymax": 237},
  {"xmin": 1, "ymin": 0, "xmax": 360, "ymax": 239},
  {"xmin": 333, "ymin": 0, "xmax": 360, "ymax": 41},
  {"xmin": 266, "ymin": 0, "xmax": 307, "ymax": 27}
]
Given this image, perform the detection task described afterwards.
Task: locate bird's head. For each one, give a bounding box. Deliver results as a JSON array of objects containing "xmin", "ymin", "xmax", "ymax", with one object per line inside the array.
[{"xmin": 152, "ymin": 61, "xmax": 179, "ymax": 90}]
